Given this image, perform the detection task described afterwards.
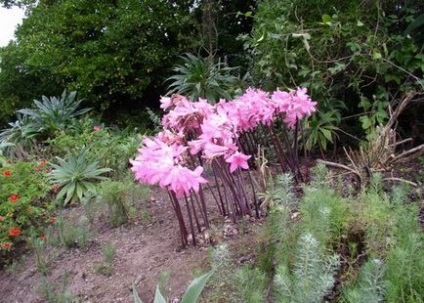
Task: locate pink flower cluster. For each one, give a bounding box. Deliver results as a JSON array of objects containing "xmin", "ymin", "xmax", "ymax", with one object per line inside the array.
[
  {"xmin": 131, "ymin": 87, "xmax": 316, "ymax": 198},
  {"xmin": 130, "ymin": 135, "xmax": 207, "ymax": 198}
]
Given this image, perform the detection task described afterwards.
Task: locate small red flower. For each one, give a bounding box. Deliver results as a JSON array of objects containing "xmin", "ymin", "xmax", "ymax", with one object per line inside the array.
[
  {"xmin": 51, "ymin": 183, "xmax": 60, "ymax": 193},
  {"xmin": 39, "ymin": 234, "xmax": 46, "ymax": 241},
  {"xmin": 8, "ymin": 227, "xmax": 21, "ymax": 237},
  {"xmin": 8, "ymin": 194, "xmax": 19, "ymax": 202},
  {"xmin": 0, "ymin": 216, "xmax": 4, "ymax": 222},
  {"xmin": 3, "ymin": 170, "xmax": 11, "ymax": 177},
  {"xmin": 39, "ymin": 160, "xmax": 48, "ymax": 166},
  {"xmin": 1, "ymin": 243, "xmax": 12, "ymax": 250}
]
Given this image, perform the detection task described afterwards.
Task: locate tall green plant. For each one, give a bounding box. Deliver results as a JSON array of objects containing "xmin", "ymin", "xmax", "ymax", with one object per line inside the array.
[
  {"xmin": 17, "ymin": 90, "xmax": 91, "ymax": 138},
  {"xmin": 48, "ymin": 148, "xmax": 111, "ymax": 206},
  {"xmin": 0, "ymin": 114, "xmax": 41, "ymax": 158},
  {"xmin": 273, "ymin": 233, "xmax": 340, "ymax": 303},
  {"xmin": 166, "ymin": 53, "xmax": 241, "ymax": 102},
  {"xmin": 97, "ymin": 179, "xmax": 150, "ymax": 227},
  {"xmin": 341, "ymin": 258, "xmax": 386, "ymax": 303}
]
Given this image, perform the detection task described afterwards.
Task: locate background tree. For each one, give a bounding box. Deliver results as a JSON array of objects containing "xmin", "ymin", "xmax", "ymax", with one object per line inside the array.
[
  {"xmin": 0, "ymin": 0, "xmax": 36, "ymax": 8},
  {"xmin": 0, "ymin": 0, "xmax": 255, "ymax": 127},
  {"xmin": 246, "ymin": 0, "xmax": 424, "ymax": 144}
]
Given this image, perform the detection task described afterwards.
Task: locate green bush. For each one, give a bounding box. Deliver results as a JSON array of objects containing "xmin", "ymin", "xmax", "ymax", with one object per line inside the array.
[
  {"xmin": 48, "ymin": 148, "xmax": 112, "ymax": 206},
  {"xmin": 49, "ymin": 119, "xmax": 141, "ymax": 177},
  {"xmin": 235, "ymin": 166, "xmax": 424, "ymax": 302},
  {"xmin": 97, "ymin": 179, "xmax": 150, "ymax": 227},
  {"xmin": 246, "ymin": 0, "xmax": 424, "ymax": 143},
  {"xmin": 0, "ymin": 158, "xmax": 54, "ymax": 258}
]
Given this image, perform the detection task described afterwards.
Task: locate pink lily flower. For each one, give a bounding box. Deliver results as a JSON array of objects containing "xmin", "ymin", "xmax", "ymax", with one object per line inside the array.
[{"xmin": 225, "ymin": 152, "xmax": 251, "ymax": 173}]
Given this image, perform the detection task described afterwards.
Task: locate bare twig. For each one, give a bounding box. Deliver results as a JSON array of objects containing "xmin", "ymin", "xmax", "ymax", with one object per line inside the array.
[
  {"xmin": 383, "ymin": 177, "xmax": 419, "ymax": 187},
  {"xmin": 390, "ymin": 144, "xmax": 424, "ymax": 165},
  {"xmin": 316, "ymin": 159, "xmax": 361, "ymax": 180},
  {"xmin": 384, "ymin": 91, "xmax": 417, "ymax": 132}
]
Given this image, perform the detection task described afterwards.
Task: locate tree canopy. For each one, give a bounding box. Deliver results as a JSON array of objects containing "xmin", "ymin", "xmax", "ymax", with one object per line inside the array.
[
  {"xmin": 246, "ymin": 0, "xmax": 424, "ymax": 143},
  {"xmin": 0, "ymin": 0, "xmax": 255, "ymax": 125}
]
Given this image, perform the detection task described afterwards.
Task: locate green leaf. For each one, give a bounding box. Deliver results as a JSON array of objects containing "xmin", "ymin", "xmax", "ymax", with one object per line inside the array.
[
  {"xmin": 153, "ymin": 285, "xmax": 167, "ymax": 303},
  {"xmin": 133, "ymin": 285, "xmax": 144, "ymax": 303},
  {"xmin": 322, "ymin": 14, "xmax": 332, "ymax": 24},
  {"xmin": 181, "ymin": 270, "xmax": 214, "ymax": 303},
  {"xmin": 359, "ymin": 96, "xmax": 372, "ymax": 110},
  {"xmin": 404, "ymin": 14, "xmax": 424, "ymax": 35},
  {"xmin": 320, "ymin": 128, "xmax": 333, "ymax": 142},
  {"xmin": 372, "ymin": 51, "xmax": 382, "ymax": 60},
  {"xmin": 359, "ymin": 116, "xmax": 372, "ymax": 130}
]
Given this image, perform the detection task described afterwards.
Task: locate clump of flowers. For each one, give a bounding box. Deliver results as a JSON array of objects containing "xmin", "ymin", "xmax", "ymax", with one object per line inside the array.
[{"xmin": 131, "ymin": 87, "xmax": 317, "ymax": 246}]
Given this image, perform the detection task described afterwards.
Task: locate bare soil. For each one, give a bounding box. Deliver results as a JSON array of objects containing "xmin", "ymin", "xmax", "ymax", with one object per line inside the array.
[{"xmin": 0, "ymin": 186, "xmax": 251, "ymax": 303}]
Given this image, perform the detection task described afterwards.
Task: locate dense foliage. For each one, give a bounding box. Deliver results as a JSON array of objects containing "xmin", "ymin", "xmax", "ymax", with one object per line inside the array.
[
  {"xmin": 0, "ymin": 159, "xmax": 53, "ymax": 256},
  {"xmin": 246, "ymin": 0, "xmax": 424, "ymax": 142},
  {"xmin": 0, "ymin": 0, "xmax": 255, "ymax": 126}
]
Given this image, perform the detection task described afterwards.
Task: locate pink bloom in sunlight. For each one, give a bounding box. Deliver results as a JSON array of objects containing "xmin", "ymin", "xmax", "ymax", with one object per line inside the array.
[
  {"xmin": 93, "ymin": 125, "xmax": 101, "ymax": 131},
  {"xmin": 271, "ymin": 89, "xmax": 292, "ymax": 113},
  {"xmin": 130, "ymin": 137, "xmax": 175, "ymax": 184},
  {"xmin": 188, "ymin": 139, "xmax": 206, "ymax": 155},
  {"xmin": 160, "ymin": 96, "xmax": 173, "ymax": 110},
  {"xmin": 293, "ymin": 87, "xmax": 317, "ymax": 117},
  {"xmin": 159, "ymin": 166, "xmax": 208, "ymax": 198},
  {"xmin": 204, "ymin": 142, "xmax": 229, "ymax": 159},
  {"xmin": 225, "ymin": 152, "xmax": 251, "ymax": 173},
  {"xmin": 130, "ymin": 134, "xmax": 208, "ymax": 198}
]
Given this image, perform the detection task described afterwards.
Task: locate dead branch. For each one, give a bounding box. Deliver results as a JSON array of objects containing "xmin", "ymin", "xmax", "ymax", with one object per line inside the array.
[
  {"xmin": 390, "ymin": 144, "xmax": 424, "ymax": 165},
  {"xmin": 385, "ymin": 91, "xmax": 417, "ymax": 132},
  {"xmin": 383, "ymin": 177, "xmax": 419, "ymax": 187},
  {"xmin": 316, "ymin": 159, "xmax": 362, "ymax": 180}
]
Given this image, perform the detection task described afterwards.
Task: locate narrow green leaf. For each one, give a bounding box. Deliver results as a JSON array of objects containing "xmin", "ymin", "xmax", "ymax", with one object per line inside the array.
[
  {"xmin": 320, "ymin": 128, "xmax": 333, "ymax": 142},
  {"xmin": 181, "ymin": 270, "xmax": 213, "ymax": 303},
  {"xmin": 132, "ymin": 285, "xmax": 144, "ymax": 303},
  {"xmin": 404, "ymin": 14, "xmax": 424, "ymax": 35},
  {"xmin": 153, "ymin": 285, "xmax": 167, "ymax": 303}
]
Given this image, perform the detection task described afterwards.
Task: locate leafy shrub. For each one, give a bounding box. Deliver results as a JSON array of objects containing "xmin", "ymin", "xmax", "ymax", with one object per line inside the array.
[
  {"xmin": 235, "ymin": 266, "xmax": 268, "ymax": 303},
  {"xmin": 94, "ymin": 242, "xmax": 116, "ymax": 277},
  {"xmin": 341, "ymin": 258, "xmax": 386, "ymax": 303},
  {"xmin": 0, "ymin": 90, "xmax": 91, "ymax": 159},
  {"xmin": 38, "ymin": 272, "xmax": 74, "ymax": 303},
  {"xmin": 273, "ymin": 233, "xmax": 340, "ymax": 303},
  {"xmin": 0, "ymin": 114, "xmax": 40, "ymax": 159},
  {"xmin": 97, "ymin": 179, "xmax": 150, "ymax": 227},
  {"xmin": 49, "ymin": 120, "xmax": 141, "ymax": 176},
  {"xmin": 0, "ymin": 158, "xmax": 53, "ymax": 258},
  {"xmin": 54, "ymin": 213, "xmax": 91, "ymax": 250},
  {"xmin": 246, "ymin": 0, "xmax": 424, "ymax": 143}
]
